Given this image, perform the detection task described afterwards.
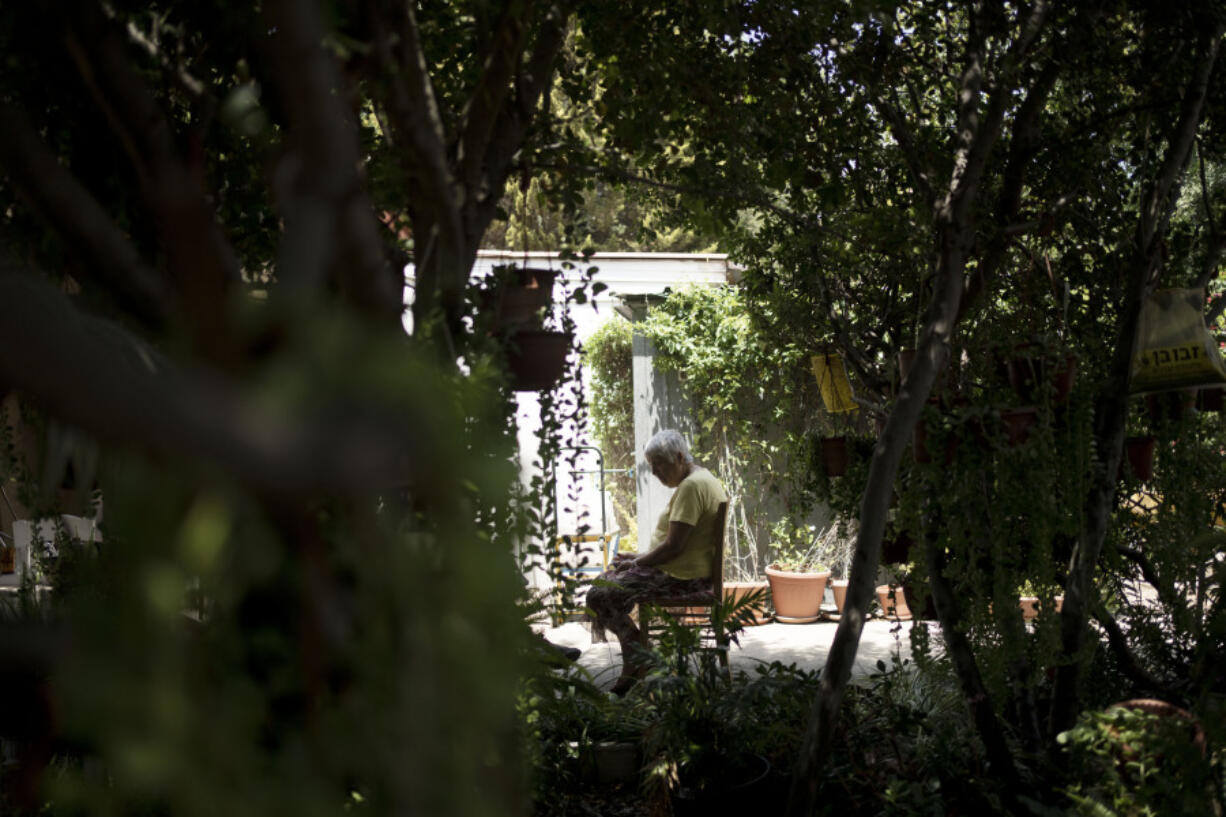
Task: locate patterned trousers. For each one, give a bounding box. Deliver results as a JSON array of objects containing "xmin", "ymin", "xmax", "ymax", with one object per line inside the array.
[{"xmin": 586, "ymin": 563, "xmax": 711, "ymax": 673}]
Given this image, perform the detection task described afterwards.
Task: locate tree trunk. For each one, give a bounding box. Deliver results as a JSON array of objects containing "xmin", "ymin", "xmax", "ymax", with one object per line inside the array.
[{"xmin": 1048, "ymin": 21, "xmax": 1222, "ymax": 735}]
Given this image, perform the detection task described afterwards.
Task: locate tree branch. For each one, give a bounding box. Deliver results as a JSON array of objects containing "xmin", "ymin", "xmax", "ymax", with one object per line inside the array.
[
  {"xmin": 1140, "ymin": 22, "xmax": 1224, "ymax": 253},
  {"xmin": 1091, "ymin": 599, "xmax": 1176, "ymax": 696},
  {"xmin": 369, "ymin": 0, "xmax": 466, "ymax": 331},
  {"xmin": 59, "ymin": 0, "xmax": 242, "ymax": 359},
  {"xmin": 1051, "ymin": 21, "xmax": 1223, "ymax": 734},
  {"xmin": 1193, "ymin": 140, "xmax": 1226, "ymax": 290},
  {"xmin": 0, "ymin": 263, "xmax": 437, "ymax": 500},
  {"xmin": 456, "ymin": 2, "xmax": 534, "ymax": 192},
  {"xmin": 468, "ymin": 2, "xmax": 572, "ymax": 242},
  {"xmin": 1115, "ymin": 544, "xmax": 1164, "ymax": 591},
  {"xmin": 0, "ymin": 103, "xmax": 173, "ymax": 328},
  {"xmin": 263, "ymin": 0, "xmax": 399, "ymax": 322}
]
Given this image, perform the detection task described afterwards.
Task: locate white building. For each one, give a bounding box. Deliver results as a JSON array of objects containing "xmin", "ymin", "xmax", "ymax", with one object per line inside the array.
[{"xmin": 405, "ymin": 251, "xmax": 739, "ymax": 580}]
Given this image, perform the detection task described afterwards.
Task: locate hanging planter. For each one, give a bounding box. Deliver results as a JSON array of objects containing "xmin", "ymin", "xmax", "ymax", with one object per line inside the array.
[
  {"xmin": 506, "ymin": 330, "xmax": 573, "ymax": 391},
  {"xmin": 810, "ymin": 352, "xmax": 857, "ymax": 413},
  {"xmin": 1120, "ymin": 435, "xmax": 1156, "ymax": 481},
  {"xmin": 1006, "ymin": 347, "xmax": 1076, "ymax": 403},
  {"xmin": 913, "ymin": 418, "xmax": 958, "ymax": 465},
  {"xmin": 1145, "ymin": 389, "xmax": 1197, "ymax": 425},
  {"xmin": 820, "ymin": 436, "xmax": 849, "ymax": 476},
  {"xmin": 481, "ymin": 267, "xmax": 557, "ymax": 332},
  {"xmin": 1000, "ymin": 407, "xmax": 1038, "ymax": 446}
]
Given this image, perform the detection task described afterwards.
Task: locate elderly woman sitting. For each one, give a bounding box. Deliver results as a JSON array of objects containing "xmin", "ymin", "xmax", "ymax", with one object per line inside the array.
[{"xmin": 587, "ymin": 429, "xmax": 728, "ymax": 695}]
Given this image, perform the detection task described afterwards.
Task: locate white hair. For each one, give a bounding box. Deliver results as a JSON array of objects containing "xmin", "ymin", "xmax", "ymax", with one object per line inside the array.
[{"xmin": 644, "ymin": 429, "xmax": 694, "ymax": 464}]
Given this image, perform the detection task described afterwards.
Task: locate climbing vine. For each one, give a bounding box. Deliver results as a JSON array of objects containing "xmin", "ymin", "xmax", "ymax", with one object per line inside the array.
[{"xmin": 635, "ymin": 286, "xmax": 827, "ymax": 580}]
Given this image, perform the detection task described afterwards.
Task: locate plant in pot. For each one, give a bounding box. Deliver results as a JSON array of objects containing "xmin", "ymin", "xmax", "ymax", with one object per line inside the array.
[
  {"xmin": 765, "ymin": 519, "xmax": 830, "ymax": 624},
  {"xmin": 722, "ymin": 502, "xmax": 772, "ymax": 627},
  {"xmin": 1017, "ymin": 579, "xmax": 1041, "ymax": 621},
  {"xmin": 816, "ymin": 522, "xmax": 857, "ymax": 618},
  {"xmin": 875, "ymin": 564, "xmax": 913, "ymax": 622}
]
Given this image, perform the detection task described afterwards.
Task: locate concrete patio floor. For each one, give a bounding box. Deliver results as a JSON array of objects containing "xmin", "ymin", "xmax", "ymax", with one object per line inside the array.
[{"xmin": 542, "ymin": 616, "xmax": 941, "ymax": 691}]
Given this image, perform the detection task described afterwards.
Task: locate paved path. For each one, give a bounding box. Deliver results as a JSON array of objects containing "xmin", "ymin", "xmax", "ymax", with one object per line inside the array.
[{"xmin": 542, "ymin": 617, "xmax": 941, "ymax": 691}]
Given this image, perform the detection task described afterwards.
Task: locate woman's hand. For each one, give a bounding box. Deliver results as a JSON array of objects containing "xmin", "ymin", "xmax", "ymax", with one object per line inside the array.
[{"xmin": 611, "ymin": 552, "xmax": 636, "ymax": 571}]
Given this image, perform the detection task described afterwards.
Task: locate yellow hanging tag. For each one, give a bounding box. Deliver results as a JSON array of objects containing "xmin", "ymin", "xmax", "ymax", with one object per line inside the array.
[
  {"xmin": 1129, "ymin": 288, "xmax": 1226, "ymax": 394},
  {"xmin": 811, "ymin": 352, "xmax": 857, "ymax": 413}
]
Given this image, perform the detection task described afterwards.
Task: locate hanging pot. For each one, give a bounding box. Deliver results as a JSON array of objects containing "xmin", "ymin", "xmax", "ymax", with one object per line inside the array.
[
  {"xmin": 1145, "ymin": 389, "xmax": 1197, "ymax": 425},
  {"xmin": 913, "ymin": 419, "xmax": 957, "ymax": 465},
  {"xmin": 1121, "ymin": 435, "xmax": 1156, "ymax": 481},
  {"xmin": 506, "ymin": 330, "xmax": 573, "ymax": 391},
  {"xmin": 482, "ymin": 267, "xmax": 557, "ymax": 331},
  {"xmin": 820, "ymin": 436, "xmax": 849, "ymax": 476},
  {"xmin": 1000, "ymin": 407, "xmax": 1038, "ymax": 446},
  {"xmin": 1007, "ymin": 349, "xmax": 1076, "ymax": 403}
]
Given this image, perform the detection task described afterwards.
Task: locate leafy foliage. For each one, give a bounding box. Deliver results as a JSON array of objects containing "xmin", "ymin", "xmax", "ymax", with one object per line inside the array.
[{"xmin": 582, "ymin": 316, "xmax": 638, "ymax": 545}]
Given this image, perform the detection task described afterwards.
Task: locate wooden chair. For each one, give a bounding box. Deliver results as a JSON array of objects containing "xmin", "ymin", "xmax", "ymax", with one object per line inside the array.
[{"xmin": 637, "ymin": 501, "xmax": 730, "ymax": 670}]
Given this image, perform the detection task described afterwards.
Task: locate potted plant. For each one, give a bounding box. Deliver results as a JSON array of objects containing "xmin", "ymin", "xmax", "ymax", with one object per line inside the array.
[
  {"xmin": 874, "ymin": 580, "xmax": 912, "ymax": 621},
  {"xmin": 764, "ymin": 519, "xmax": 831, "ymax": 624},
  {"xmin": 1017, "ymin": 580, "xmax": 1041, "ymax": 621},
  {"xmin": 816, "ymin": 524, "xmax": 856, "ymax": 618}
]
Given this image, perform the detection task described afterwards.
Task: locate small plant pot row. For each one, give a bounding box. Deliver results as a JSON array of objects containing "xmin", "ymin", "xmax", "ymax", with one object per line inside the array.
[{"xmin": 897, "ymin": 345, "xmax": 1077, "ymax": 404}]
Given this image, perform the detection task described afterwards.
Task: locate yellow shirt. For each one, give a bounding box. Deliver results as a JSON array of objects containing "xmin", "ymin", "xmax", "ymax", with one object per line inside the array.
[{"xmin": 649, "ymin": 467, "xmax": 728, "ymax": 579}]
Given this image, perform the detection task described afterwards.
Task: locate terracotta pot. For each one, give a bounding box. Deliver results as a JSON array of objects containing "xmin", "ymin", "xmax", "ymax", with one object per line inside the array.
[
  {"xmin": 1055, "ymin": 594, "xmax": 1064, "ymax": 613},
  {"xmin": 831, "ymin": 578, "xmax": 849, "ymax": 612},
  {"xmin": 1121, "ymin": 435, "xmax": 1156, "ymax": 481},
  {"xmin": 1018, "ymin": 596, "xmax": 1040, "ymax": 621},
  {"xmin": 723, "ymin": 580, "xmax": 772, "ymax": 626},
  {"xmin": 1109, "ymin": 699, "xmax": 1207, "ymax": 758},
  {"xmin": 506, "ymin": 330, "xmax": 573, "ymax": 391},
  {"xmin": 820, "ymin": 436, "xmax": 849, "ymax": 477},
  {"xmin": 875, "ymin": 584, "xmax": 912, "ymax": 621},
  {"xmin": 766, "ymin": 566, "xmax": 830, "ymax": 624},
  {"xmin": 1000, "ymin": 407, "xmax": 1038, "ymax": 446}
]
